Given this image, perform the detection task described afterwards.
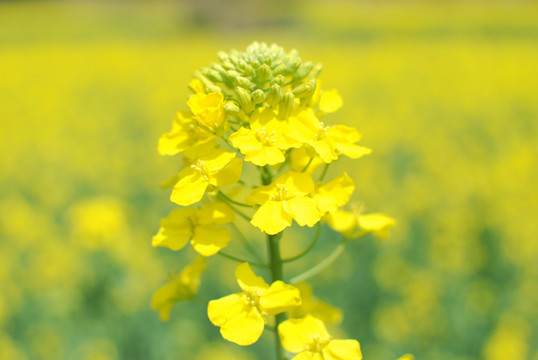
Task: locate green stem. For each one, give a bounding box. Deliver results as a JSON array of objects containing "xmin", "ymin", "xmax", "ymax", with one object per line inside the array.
[
  {"xmin": 218, "ymin": 191, "xmax": 251, "ymax": 207},
  {"xmin": 229, "ymin": 223, "xmax": 264, "ymax": 263},
  {"xmin": 318, "ymin": 163, "xmax": 330, "ymax": 181},
  {"xmin": 301, "ymin": 157, "xmax": 313, "ymax": 172},
  {"xmin": 282, "ymin": 223, "xmax": 321, "ymax": 263},
  {"xmin": 267, "ymin": 232, "xmax": 285, "ymax": 360},
  {"xmin": 217, "ymin": 193, "xmax": 251, "ymax": 222},
  {"xmin": 290, "ymin": 237, "xmax": 349, "ymax": 284}
]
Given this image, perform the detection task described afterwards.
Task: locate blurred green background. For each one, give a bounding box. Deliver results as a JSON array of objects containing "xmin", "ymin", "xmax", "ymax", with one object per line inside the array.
[{"xmin": 1, "ymin": 1, "xmax": 537, "ymax": 359}]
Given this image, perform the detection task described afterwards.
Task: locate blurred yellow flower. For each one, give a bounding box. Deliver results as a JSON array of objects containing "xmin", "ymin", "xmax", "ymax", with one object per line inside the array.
[
  {"xmin": 396, "ymin": 354, "xmax": 415, "ymax": 360},
  {"xmin": 170, "ymin": 148, "xmax": 242, "ymax": 206},
  {"xmin": 157, "ymin": 110, "xmax": 216, "ymax": 157},
  {"xmin": 207, "ymin": 263, "xmax": 301, "ymax": 346},
  {"xmin": 278, "ymin": 314, "xmax": 362, "ymax": 360},
  {"xmin": 313, "ymin": 173, "xmax": 355, "ymax": 215},
  {"xmin": 152, "ymin": 202, "xmax": 235, "ymax": 256},
  {"xmin": 327, "ymin": 209, "xmax": 396, "ymax": 239},
  {"xmin": 247, "ymin": 171, "xmax": 322, "ymax": 235},
  {"xmin": 288, "ymin": 108, "xmax": 371, "ymax": 163},
  {"xmin": 319, "ymin": 89, "xmax": 343, "ymax": 114},
  {"xmin": 151, "ymin": 256, "xmax": 206, "ymax": 321},
  {"xmin": 289, "ymin": 283, "xmax": 343, "ymax": 325},
  {"xmin": 187, "ymin": 91, "xmax": 226, "ymax": 133}
]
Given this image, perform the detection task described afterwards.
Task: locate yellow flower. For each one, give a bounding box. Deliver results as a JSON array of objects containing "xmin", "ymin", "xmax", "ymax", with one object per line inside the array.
[
  {"xmin": 157, "ymin": 110, "xmax": 216, "ymax": 157},
  {"xmin": 396, "ymin": 355, "xmax": 415, "ymax": 360},
  {"xmin": 319, "ymin": 89, "xmax": 343, "ymax": 114},
  {"xmin": 278, "ymin": 314, "xmax": 362, "ymax": 360},
  {"xmin": 313, "ymin": 173, "xmax": 355, "ymax": 215},
  {"xmin": 208, "ymin": 263, "xmax": 301, "ymax": 346},
  {"xmin": 289, "ymin": 283, "xmax": 343, "ymax": 325},
  {"xmin": 187, "ymin": 91, "xmax": 226, "ymax": 133},
  {"xmin": 189, "ymin": 78, "xmax": 205, "ymax": 94},
  {"xmin": 288, "ymin": 108, "xmax": 371, "ymax": 163},
  {"xmin": 151, "ymin": 256, "xmax": 206, "ymax": 321},
  {"xmin": 326, "ymin": 209, "xmax": 396, "ymax": 239},
  {"xmin": 229, "ymin": 108, "xmax": 300, "ymax": 166},
  {"xmin": 247, "ymin": 172, "xmax": 322, "ymax": 235},
  {"xmin": 170, "ymin": 148, "xmax": 242, "ymax": 206},
  {"xmin": 152, "ymin": 202, "xmax": 235, "ymax": 256},
  {"xmin": 289, "ymin": 146, "xmax": 324, "ymax": 173}
]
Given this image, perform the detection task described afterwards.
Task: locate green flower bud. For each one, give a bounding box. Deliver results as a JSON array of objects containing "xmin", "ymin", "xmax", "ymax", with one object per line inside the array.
[
  {"xmin": 294, "ymin": 61, "xmax": 314, "ymax": 81},
  {"xmin": 235, "ymin": 87, "xmax": 254, "ymax": 113},
  {"xmin": 286, "ymin": 57, "xmax": 301, "ymax": 74},
  {"xmin": 256, "ymin": 64, "xmax": 271, "ymax": 82},
  {"xmin": 310, "ymin": 63, "xmax": 323, "ymax": 78},
  {"xmin": 226, "ymin": 70, "xmax": 241, "ymax": 80},
  {"xmin": 224, "ymin": 101, "xmax": 241, "ymax": 113},
  {"xmin": 272, "ymin": 64, "xmax": 286, "ymax": 76},
  {"xmin": 292, "ymin": 81, "xmax": 315, "ymax": 98},
  {"xmin": 206, "ymin": 69, "xmax": 223, "ymax": 83},
  {"xmin": 278, "ymin": 91, "xmax": 295, "ymax": 119},
  {"xmin": 245, "ymin": 65, "xmax": 256, "ymax": 77},
  {"xmin": 211, "ymin": 63, "xmax": 226, "ymax": 74},
  {"xmin": 217, "ymin": 51, "xmax": 229, "ymax": 63},
  {"xmin": 235, "ymin": 76, "xmax": 251, "ymax": 88},
  {"xmin": 266, "ymin": 84, "xmax": 282, "ymax": 106},
  {"xmin": 274, "ymin": 75, "xmax": 286, "ymax": 86},
  {"xmin": 251, "ymin": 89, "xmax": 265, "ymax": 105},
  {"xmin": 222, "ymin": 61, "xmax": 235, "ymax": 70}
]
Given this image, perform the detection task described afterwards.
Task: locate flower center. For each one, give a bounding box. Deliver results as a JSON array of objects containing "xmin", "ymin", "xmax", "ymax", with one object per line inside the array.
[
  {"xmin": 244, "ymin": 289, "xmax": 263, "ymax": 307},
  {"xmin": 272, "ymin": 184, "xmax": 289, "ymax": 201},
  {"xmin": 191, "ymin": 160, "xmax": 210, "ymax": 180},
  {"xmin": 306, "ymin": 335, "xmax": 330, "ymax": 353},
  {"xmin": 255, "ymin": 127, "xmax": 276, "ymax": 145},
  {"xmin": 316, "ymin": 122, "xmax": 330, "ymax": 140}
]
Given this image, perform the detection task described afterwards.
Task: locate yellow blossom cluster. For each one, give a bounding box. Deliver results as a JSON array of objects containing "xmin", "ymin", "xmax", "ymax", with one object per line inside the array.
[{"xmin": 151, "ymin": 42, "xmax": 398, "ymax": 359}]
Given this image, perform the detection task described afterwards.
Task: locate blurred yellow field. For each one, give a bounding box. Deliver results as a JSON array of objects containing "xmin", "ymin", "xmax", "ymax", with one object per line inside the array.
[{"xmin": 1, "ymin": 1, "xmax": 537, "ymax": 359}]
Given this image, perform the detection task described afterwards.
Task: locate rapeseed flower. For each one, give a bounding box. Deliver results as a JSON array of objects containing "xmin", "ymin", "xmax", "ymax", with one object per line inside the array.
[
  {"xmin": 229, "ymin": 108, "xmax": 300, "ymax": 166},
  {"xmin": 288, "ymin": 108, "xmax": 371, "ymax": 163},
  {"xmin": 170, "ymin": 148, "xmax": 242, "ymax": 206},
  {"xmin": 157, "ymin": 110, "xmax": 216, "ymax": 157},
  {"xmin": 187, "ymin": 91, "xmax": 227, "ymax": 134},
  {"xmin": 313, "ymin": 173, "xmax": 355, "ymax": 215},
  {"xmin": 327, "ymin": 208, "xmax": 396, "ymax": 239},
  {"xmin": 152, "ymin": 202, "xmax": 235, "ymax": 256},
  {"xmin": 208, "ymin": 263, "xmax": 301, "ymax": 345},
  {"xmin": 278, "ymin": 314, "xmax": 362, "ymax": 360},
  {"xmin": 289, "ymin": 283, "xmax": 343, "ymax": 325},
  {"xmin": 151, "ymin": 256, "xmax": 206, "ymax": 321},
  {"xmin": 247, "ymin": 172, "xmax": 321, "ymax": 235}
]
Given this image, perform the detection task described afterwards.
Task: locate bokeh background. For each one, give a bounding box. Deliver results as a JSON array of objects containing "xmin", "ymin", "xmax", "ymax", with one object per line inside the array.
[{"xmin": 1, "ymin": 0, "xmax": 537, "ymax": 359}]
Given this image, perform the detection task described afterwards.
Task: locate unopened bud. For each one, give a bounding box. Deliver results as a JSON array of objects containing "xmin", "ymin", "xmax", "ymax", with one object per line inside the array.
[
  {"xmin": 272, "ymin": 64, "xmax": 286, "ymax": 76},
  {"xmin": 224, "ymin": 101, "xmax": 241, "ymax": 113},
  {"xmin": 206, "ymin": 69, "xmax": 223, "ymax": 83},
  {"xmin": 217, "ymin": 51, "xmax": 229, "ymax": 63},
  {"xmin": 292, "ymin": 81, "xmax": 315, "ymax": 98},
  {"xmin": 294, "ymin": 61, "xmax": 314, "ymax": 80},
  {"xmin": 245, "ymin": 65, "xmax": 256, "ymax": 77},
  {"xmin": 211, "ymin": 63, "xmax": 226, "ymax": 74},
  {"xmin": 310, "ymin": 63, "xmax": 323, "ymax": 78},
  {"xmin": 235, "ymin": 76, "xmax": 251, "ymax": 88},
  {"xmin": 257, "ymin": 64, "xmax": 271, "ymax": 81},
  {"xmin": 274, "ymin": 75, "xmax": 286, "ymax": 86},
  {"xmin": 278, "ymin": 91, "xmax": 295, "ymax": 119},
  {"xmin": 226, "ymin": 70, "xmax": 240, "ymax": 80},
  {"xmin": 251, "ymin": 89, "xmax": 265, "ymax": 105},
  {"xmin": 235, "ymin": 87, "xmax": 255, "ymax": 113},
  {"xmin": 222, "ymin": 62, "xmax": 235, "ymax": 70},
  {"xmin": 266, "ymin": 84, "xmax": 282, "ymax": 106},
  {"xmin": 286, "ymin": 57, "xmax": 301, "ymax": 74}
]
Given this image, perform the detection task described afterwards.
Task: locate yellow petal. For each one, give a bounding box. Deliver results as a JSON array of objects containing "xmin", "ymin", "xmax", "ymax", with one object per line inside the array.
[
  {"xmin": 230, "ymin": 127, "xmax": 262, "ymax": 153},
  {"xmin": 191, "ymin": 224, "xmax": 231, "ymax": 256},
  {"xmin": 287, "ymin": 108, "xmax": 319, "ymax": 143},
  {"xmin": 290, "ymin": 283, "xmax": 343, "ymax": 325},
  {"xmin": 152, "ymin": 226, "xmax": 191, "ymax": 251},
  {"xmin": 246, "ymin": 184, "xmax": 274, "ymax": 205},
  {"xmin": 284, "ymin": 196, "xmax": 321, "ymax": 227},
  {"xmin": 315, "ymin": 173, "xmax": 355, "ymax": 215},
  {"xmin": 322, "ymin": 340, "xmax": 362, "ymax": 360},
  {"xmin": 319, "ymin": 89, "xmax": 343, "ymax": 113},
  {"xmin": 326, "ymin": 210, "xmax": 357, "ymax": 235},
  {"xmin": 325, "ymin": 125, "xmax": 360, "ymax": 143},
  {"xmin": 211, "ymin": 158, "xmax": 243, "ymax": 187},
  {"xmin": 203, "ymin": 149, "xmax": 237, "ymax": 172},
  {"xmin": 260, "ymin": 281, "xmax": 301, "ymax": 315},
  {"xmin": 336, "ymin": 143, "xmax": 371, "ymax": 159},
  {"xmin": 189, "ymin": 78, "xmax": 205, "ymax": 94},
  {"xmin": 396, "ymin": 354, "xmax": 415, "ymax": 360},
  {"xmin": 151, "ymin": 282, "xmax": 180, "ymax": 321},
  {"xmin": 208, "ymin": 293, "xmax": 245, "ymax": 326},
  {"xmin": 312, "ymin": 139, "xmax": 338, "ymax": 163},
  {"xmin": 358, "ymin": 213, "xmax": 396, "ymax": 239},
  {"xmin": 235, "ymin": 263, "xmax": 269, "ymax": 293},
  {"xmin": 170, "ymin": 173, "xmax": 208, "ymax": 206},
  {"xmin": 245, "ymin": 146, "xmax": 285, "ymax": 166},
  {"xmin": 278, "ymin": 171, "xmax": 315, "ymax": 196},
  {"xmin": 278, "ymin": 315, "xmax": 330, "ymax": 353},
  {"xmin": 292, "ymin": 353, "xmax": 318, "ymax": 360},
  {"xmin": 251, "ymin": 200, "xmax": 292, "ymax": 235},
  {"xmin": 197, "ymin": 202, "xmax": 235, "ymax": 225},
  {"xmin": 219, "ymin": 304, "xmax": 265, "ymax": 346}
]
